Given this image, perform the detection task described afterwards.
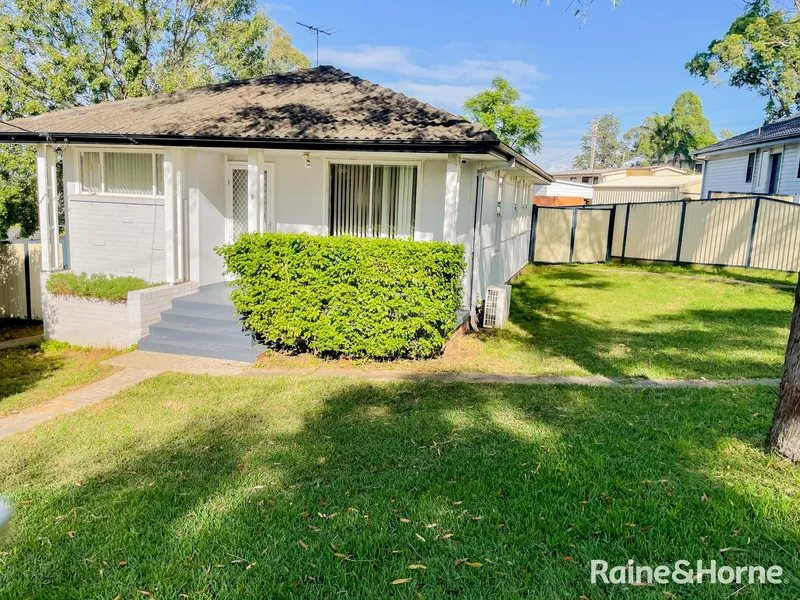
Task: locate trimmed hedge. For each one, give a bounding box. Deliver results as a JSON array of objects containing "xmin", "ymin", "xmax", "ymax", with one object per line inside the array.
[
  {"xmin": 46, "ymin": 272, "xmax": 156, "ymax": 303},
  {"xmin": 217, "ymin": 233, "xmax": 466, "ymax": 359}
]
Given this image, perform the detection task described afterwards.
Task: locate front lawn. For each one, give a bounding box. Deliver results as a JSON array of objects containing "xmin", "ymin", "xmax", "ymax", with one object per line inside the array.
[
  {"xmin": 0, "ymin": 341, "xmax": 119, "ymax": 415},
  {"xmin": 0, "ymin": 375, "xmax": 796, "ymax": 598},
  {"xmin": 258, "ymin": 265, "xmax": 795, "ymax": 380}
]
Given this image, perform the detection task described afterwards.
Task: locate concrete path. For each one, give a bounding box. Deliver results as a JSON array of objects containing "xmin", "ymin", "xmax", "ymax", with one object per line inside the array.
[
  {"xmin": 0, "ymin": 349, "xmax": 782, "ymax": 441},
  {"xmin": 0, "ymin": 367, "xmax": 157, "ymax": 440},
  {"xmin": 0, "ymin": 335, "xmax": 43, "ymax": 350}
]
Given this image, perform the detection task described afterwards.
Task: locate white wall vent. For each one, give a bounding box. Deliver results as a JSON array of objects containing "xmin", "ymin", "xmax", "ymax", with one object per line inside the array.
[{"xmin": 483, "ymin": 285, "xmax": 512, "ymax": 329}]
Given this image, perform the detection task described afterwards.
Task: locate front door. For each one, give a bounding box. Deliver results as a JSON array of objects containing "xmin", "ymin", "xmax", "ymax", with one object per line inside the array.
[
  {"xmin": 226, "ymin": 164, "xmax": 249, "ymax": 243},
  {"xmin": 768, "ymin": 153, "xmax": 783, "ymax": 195}
]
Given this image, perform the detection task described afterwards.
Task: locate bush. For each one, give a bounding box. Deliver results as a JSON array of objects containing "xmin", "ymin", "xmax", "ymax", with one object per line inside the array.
[
  {"xmin": 46, "ymin": 272, "xmax": 156, "ymax": 303},
  {"xmin": 218, "ymin": 233, "xmax": 466, "ymax": 360}
]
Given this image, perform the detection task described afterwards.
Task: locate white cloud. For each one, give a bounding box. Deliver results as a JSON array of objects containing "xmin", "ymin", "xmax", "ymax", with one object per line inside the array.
[{"xmin": 319, "ymin": 45, "xmax": 545, "ymax": 87}]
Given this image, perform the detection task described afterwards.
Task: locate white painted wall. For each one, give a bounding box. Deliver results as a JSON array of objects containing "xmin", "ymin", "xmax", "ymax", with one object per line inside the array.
[{"xmin": 63, "ymin": 147, "xmax": 539, "ymax": 316}]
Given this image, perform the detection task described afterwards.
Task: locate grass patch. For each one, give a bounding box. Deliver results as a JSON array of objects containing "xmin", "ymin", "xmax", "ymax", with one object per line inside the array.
[
  {"xmin": 46, "ymin": 272, "xmax": 159, "ymax": 303},
  {"xmin": 258, "ymin": 264, "xmax": 794, "ymax": 380},
  {"xmin": 0, "ymin": 375, "xmax": 796, "ymax": 598},
  {"xmin": 0, "ymin": 318, "xmax": 42, "ymax": 342},
  {"xmin": 0, "ymin": 341, "xmax": 119, "ymax": 415}
]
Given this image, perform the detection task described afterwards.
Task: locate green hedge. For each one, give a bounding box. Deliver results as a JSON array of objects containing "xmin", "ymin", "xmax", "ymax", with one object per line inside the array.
[
  {"xmin": 46, "ymin": 272, "xmax": 156, "ymax": 303},
  {"xmin": 218, "ymin": 233, "xmax": 466, "ymax": 359}
]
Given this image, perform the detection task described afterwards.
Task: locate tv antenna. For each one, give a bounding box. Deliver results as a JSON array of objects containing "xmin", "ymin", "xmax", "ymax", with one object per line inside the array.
[{"xmin": 296, "ymin": 22, "xmax": 334, "ymax": 67}]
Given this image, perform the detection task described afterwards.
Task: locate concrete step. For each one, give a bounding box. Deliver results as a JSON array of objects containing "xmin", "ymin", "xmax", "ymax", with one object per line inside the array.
[
  {"xmin": 137, "ymin": 336, "xmax": 265, "ymax": 363},
  {"xmin": 169, "ymin": 299, "xmax": 239, "ymax": 319},
  {"xmin": 148, "ymin": 323, "xmax": 257, "ymax": 348},
  {"xmin": 160, "ymin": 311, "xmax": 242, "ymax": 328}
]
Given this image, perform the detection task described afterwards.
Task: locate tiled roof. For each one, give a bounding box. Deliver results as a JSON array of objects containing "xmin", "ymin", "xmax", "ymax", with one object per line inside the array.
[
  {"xmin": 697, "ymin": 114, "xmax": 800, "ymax": 154},
  {"xmin": 0, "ymin": 66, "xmax": 498, "ymax": 143}
]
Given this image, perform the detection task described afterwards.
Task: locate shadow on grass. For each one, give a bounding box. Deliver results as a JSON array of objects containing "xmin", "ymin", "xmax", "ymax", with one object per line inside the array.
[
  {"xmin": 495, "ymin": 268, "xmax": 792, "ymax": 379},
  {"xmin": 1, "ymin": 375, "xmax": 796, "ymax": 598},
  {"xmin": 0, "ymin": 344, "xmax": 66, "ymax": 401}
]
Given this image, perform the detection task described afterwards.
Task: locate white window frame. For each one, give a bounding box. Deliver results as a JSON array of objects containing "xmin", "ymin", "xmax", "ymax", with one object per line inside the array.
[
  {"xmin": 324, "ymin": 158, "xmax": 423, "ymax": 240},
  {"xmin": 77, "ymin": 147, "xmax": 165, "ymax": 198}
]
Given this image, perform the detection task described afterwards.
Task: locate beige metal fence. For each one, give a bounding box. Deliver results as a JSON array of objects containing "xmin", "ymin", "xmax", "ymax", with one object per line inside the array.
[
  {"xmin": 531, "ymin": 196, "xmax": 800, "ymax": 273},
  {"xmin": 0, "ymin": 239, "xmax": 65, "ymax": 320},
  {"xmin": 531, "ymin": 206, "xmax": 612, "ymax": 265}
]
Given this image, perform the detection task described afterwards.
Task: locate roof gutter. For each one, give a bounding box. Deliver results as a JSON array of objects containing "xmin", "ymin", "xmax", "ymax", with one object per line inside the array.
[{"xmin": 469, "ymin": 158, "xmax": 515, "ymax": 331}]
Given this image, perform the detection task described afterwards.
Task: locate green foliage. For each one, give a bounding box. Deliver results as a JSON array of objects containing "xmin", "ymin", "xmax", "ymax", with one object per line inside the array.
[
  {"xmin": 572, "ymin": 113, "xmax": 624, "ymax": 169},
  {"xmin": 0, "ymin": 0, "xmax": 310, "ymax": 239},
  {"xmin": 624, "ymin": 92, "xmax": 716, "ymax": 166},
  {"xmin": 720, "ymin": 128, "xmax": 734, "ymax": 140},
  {"xmin": 218, "ymin": 234, "xmax": 466, "ymax": 360},
  {"xmin": 687, "ymin": 0, "xmax": 800, "ymax": 122},
  {"xmin": 46, "ymin": 272, "xmax": 157, "ymax": 303},
  {"xmin": 463, "ymin": 77, "xmax": 542, "ymax": 154}
]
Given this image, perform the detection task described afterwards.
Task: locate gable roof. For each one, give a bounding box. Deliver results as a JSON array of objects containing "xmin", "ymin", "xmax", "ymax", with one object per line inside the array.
[
  {"xmin": 696, "ymin": 114, "xmax": 800, "ymax": 156},
  {"xmin": 0, "ymin": 66, "xmax": 498, "ymax": 144},
  {"xmin": 0, "ymin": 66, "xmax": 552, "ymax": 181}
]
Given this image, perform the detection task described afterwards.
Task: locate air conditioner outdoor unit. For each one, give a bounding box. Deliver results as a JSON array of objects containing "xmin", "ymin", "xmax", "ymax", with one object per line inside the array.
[{"xmin": 483, "ymin": 284, "xmax": 512, "ymax": 329}]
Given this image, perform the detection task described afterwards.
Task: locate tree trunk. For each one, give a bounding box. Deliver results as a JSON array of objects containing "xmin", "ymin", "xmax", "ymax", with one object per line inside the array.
[{"xmin": 767, "ymin": 274, "xmax": 800, "ymax": 461}]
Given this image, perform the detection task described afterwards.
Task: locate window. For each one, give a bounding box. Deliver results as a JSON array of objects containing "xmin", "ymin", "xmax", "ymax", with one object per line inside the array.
[
  {"xmin": 570, "ymin": 177, "xmax": 577, "ymax": 182},
  {"xmin": 79, "ymin": 150, "xmax": 165, "ymax": 196},
  {"xmin": 329, "ymin": 163, "xmax": 417, "ymax": 238},
  {"xmin": 581, "ymin": 176, "xmax": 592, "ymax": 183},
  {"xmin": 745, "ymin": 152, "xmax": 756, "ymax": 183}
]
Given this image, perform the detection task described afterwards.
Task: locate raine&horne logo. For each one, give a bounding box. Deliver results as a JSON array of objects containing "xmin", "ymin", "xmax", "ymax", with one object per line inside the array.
[{"xmin": 590, "ymin": 560, "xmax": 783, "ymax": 586}]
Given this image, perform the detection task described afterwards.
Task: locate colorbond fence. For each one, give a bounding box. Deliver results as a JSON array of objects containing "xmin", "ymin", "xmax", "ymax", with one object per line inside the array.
[
  {"xmin": 530, "ymin": 196, "xmax": 800, "ymax": 273},
  {"xmin": 0, "ymin": 239, "xmax": 66, "ymax": 320}
]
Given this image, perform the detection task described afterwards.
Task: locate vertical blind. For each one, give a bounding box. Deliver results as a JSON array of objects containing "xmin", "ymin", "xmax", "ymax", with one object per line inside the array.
[
  {"xmin": 79, "ymin": 151, "xmax": 164, "ymax": 196},
  {"xmin": 329, "ymin": 163, "xmax": 417, "ymax": 238}
]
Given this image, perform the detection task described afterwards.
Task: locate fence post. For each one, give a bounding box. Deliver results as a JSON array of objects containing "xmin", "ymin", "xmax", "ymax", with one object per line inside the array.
[
  {"xmin": 674, "ymin": 200, "xmax": 688, "ymax": 265},
  {"xmin": 605, "ymin": 206, "xmax": 616, "ymax": 263},
  {"xmin": 23, "ymin": 241, "xmax": 32, "ymax": 321},
  {"xmin": 620, "ymin": 204, "xmax": 631, "ymax": 262},
  {"xmin": 745, "ymin": 197, "xmax": 762, "ymax": 269},
  {"xmin": 529, "ymin": 204, "xmax": 539, "ymax": 263},
  {"xmin": 568, "ymin": 207, "xmax": 578, "ymax": 263}
]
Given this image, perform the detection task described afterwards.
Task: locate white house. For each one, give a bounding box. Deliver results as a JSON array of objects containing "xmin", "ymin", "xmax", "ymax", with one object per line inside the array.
[
  {"xmin": 0, "ymin": 66, "xmax": 552, "ymax": 360},
  {"xmin": 694, "ymin": 116, "xmax": 800, "ymax": 201},
  {"xmin": 533, "ymin": 180, "xmax": 593, "ymax": 205}
]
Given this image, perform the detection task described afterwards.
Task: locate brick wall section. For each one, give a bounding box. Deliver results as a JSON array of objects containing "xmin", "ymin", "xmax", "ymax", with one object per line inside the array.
[
  {"xmin": 41, "ymin": 273, "xmax": 199, "ymax": 348},
  {"xmin": 68, "ymin": 198, "xmax": 166, "ymax": 283},
  {"xmin": 128, "ymin": 281, "xmax": 200, "ymax": 339}
]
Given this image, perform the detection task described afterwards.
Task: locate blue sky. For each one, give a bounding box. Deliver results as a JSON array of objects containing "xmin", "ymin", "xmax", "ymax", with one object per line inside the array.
[{"xmin": 271, "ymin": 0, "xmax": 765, "ymax": 171}]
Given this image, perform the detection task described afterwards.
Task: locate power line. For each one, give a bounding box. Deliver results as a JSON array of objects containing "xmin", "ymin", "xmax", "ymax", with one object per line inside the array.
[{"xmin": 296, "ymin": 22, "xmax": 334, "ymax": 67}]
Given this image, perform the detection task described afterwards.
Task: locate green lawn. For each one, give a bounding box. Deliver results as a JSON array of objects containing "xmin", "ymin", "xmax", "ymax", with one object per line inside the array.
[
  {"xmin": 0, "ymin": 375, "xmax": 797, "ymax": 598},
  {"xmin": 0, "ymin": 341, "xmax": 119, "ymax": 415},
  {"xmin": 259, "ymin": 265, "xmax": 795, "ymax": 380}
]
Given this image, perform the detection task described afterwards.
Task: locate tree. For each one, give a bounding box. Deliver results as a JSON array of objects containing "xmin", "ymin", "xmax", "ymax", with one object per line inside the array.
[
  {"xmin": 0, "ymin": 0, "xmax": 309, "ymax": 239},
  {"xmin": 572, "ymin": 114, "xmax": 624, "ymax": 169},
  {"xmin": 769, "ymin": 285, "xmax": 800, "ymax": 461},
  {"xmin": 463, "ymin": 77, "xmax": 542, "ymax": 154},
  {"xmin": 687, "ymin": 0, "xmax": 800, "ymax": 123},
  {"xmin": 720, "ymin": 128, "xmax": 734, "ymax": 140},
  {"xmin": 623, "ymin": 92, "xmax": 716, "ymax": 166}
]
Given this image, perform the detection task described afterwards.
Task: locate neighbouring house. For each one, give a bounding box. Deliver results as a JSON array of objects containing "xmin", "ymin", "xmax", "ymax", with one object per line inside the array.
[
  {"xmin": 694, "ymin": 116, "xmax": 800, "ymax": 202},
  {"xmin": 592, "ymin": 173, "xmax": 703, "ymax": 205},
  {"xmin": 551, "ymin": 165, "xmax": 687, "ymax": 185},
  {"xmin": 533, "ymin": 180, "xmax": 592, "ymax": 206},
  {"xmin": 0, "ymin": 66, "xmax": 552, "ymax": 360}
]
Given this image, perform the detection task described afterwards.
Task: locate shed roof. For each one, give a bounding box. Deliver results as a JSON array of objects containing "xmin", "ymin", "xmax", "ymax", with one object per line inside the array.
[{"xmin": 593, "ymin": 175, "xmax": 702, "ymax": 189}]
